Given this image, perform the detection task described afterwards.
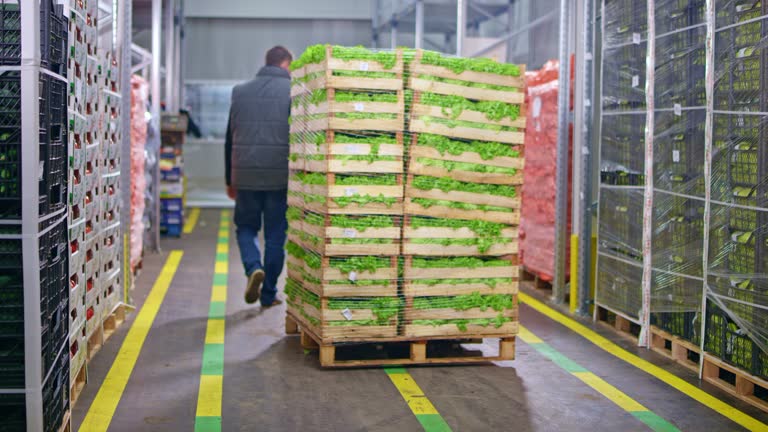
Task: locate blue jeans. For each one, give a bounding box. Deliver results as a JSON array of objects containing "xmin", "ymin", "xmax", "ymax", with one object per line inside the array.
[{"xmin": 234, "ymin": 189, "xmax": 287, "ymax": 305}]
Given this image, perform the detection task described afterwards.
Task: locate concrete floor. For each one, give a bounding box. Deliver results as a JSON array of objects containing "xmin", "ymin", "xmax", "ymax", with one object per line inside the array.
[{"xmin": 72, "ymin": 209, "xmax": 768, "ymax": 431}]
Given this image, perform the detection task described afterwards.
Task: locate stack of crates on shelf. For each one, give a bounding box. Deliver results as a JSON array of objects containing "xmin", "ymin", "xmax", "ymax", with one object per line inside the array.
[
  {"xmin": 99, "ymin": 49, "xmax": 122, "ymax": 320},
  {"xmin": 595, "ymin": 0, "xmax": 649, "ymax": 322},
  {"xmin": 0, "ymin": 1, "xmax": 71, "ymax": 430},
  {"xmin": 286, "ymin": 46, "xmax": 406, "ymax": 344},
  {"xmin": 159, "ymin": 114, "xmax": 187, "ymax": 237},
  {"xmin": 704, "ymin": 0, "xmax": 768, "ymax": 382},
  {"xmin": 403, "ymin": 49, "xmax": 523, "ymax": 342},
  {"xmin": 649, "ymin": 0, "xmax": 707, "ymax": 344}
]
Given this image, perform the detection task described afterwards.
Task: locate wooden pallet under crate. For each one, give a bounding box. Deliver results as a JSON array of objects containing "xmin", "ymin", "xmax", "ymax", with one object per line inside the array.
[{"xmin": 286, "ymin": 311, "xmax": 516, "ymax": 367}]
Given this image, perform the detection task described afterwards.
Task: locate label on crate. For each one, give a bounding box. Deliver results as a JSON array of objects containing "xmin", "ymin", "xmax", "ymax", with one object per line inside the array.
[
  {"xmin": 341, "ymin": 308, "xmax": 353, "ymax": 321},
  {"xmin": 672, "ymin": 150, "xmax": 680, "ymax": 163},
  {"xmin": 348, "ymin": 271, "xmax": 357, "ymax": 282},
  {"xmin": 344, "ymin": 188, "xmax": 358, "ymax": 197},
  {"xmin": 673, "ymin": 104, "xmax": 682, "ymax": 116},
  {"xmin": 631, "ymin": 75, "xmax": 639, "ymax": 88},
  {"xmin": 354, "ymin": 103, "xmax": 365, "ymax": 112},
  {"xmin": 632, "ymin": 33, "xmax": 641, "ymax": 44},
  {"xmin": 344, "ymin": 144, "xmax": 365, "ymax": 155},
  {"xmin": 359, "ymin": 62, "xmax": 370, "ymax": 71},
  {"xmin": 342, "ymin": 228, "xmax": 357, "ymax": 238}
]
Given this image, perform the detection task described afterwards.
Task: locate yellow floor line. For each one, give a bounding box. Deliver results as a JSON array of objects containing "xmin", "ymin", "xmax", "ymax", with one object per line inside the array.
[
  {"xmin": 79, "ymin": 251, "xmax": 184, "ymax": 432},
  {"xmin": 520, "ymin": 293, "xmax": 768, "ymax": 432},
  {"xmin": 183, "ymin": 207, "xmax": 201, "ymax": 234}
]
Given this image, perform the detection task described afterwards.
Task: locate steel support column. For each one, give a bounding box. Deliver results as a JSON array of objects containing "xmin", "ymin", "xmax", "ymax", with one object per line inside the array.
[
  {"xmin": 415, "ymin": 0, "xmax": 424, "ymax": 49},
  {"xmin": 553, "ymin": 0, "xmax": 573, "ymax": 303},
  {"xmin": 151, "ymin": 0, "xmax": 162, "ymax": 251},
  {"xmin": 457, "ymin": 0, "xmax": 467, "ymax": 55}
]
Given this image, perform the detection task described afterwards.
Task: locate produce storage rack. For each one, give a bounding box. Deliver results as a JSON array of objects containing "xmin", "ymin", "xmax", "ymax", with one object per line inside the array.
[
  {"xmin": 595, "ymin": 0, "xmax": 768, "ymax": 411},
  {"xmin": 159, "ymin": 113, "xmax": 186, "ymax": 237},
  {"xmin": 0, "ymin": 1, "xmax": 72, "ymax": 431}
]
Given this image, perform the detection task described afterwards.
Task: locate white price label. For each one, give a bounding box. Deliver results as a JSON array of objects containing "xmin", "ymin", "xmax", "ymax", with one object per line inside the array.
[
  {"xmin": 359, "ymin": 62, "xmax": 370, "ymax": 71},
  {"xmin": 631, "ymin": 75, "xmax": 639, "ymax": 88},
  {"xmin": 75, "ymin": 79, "xmax": 83, "ymax": 97},
  {"xmin": 672, "ymin": 150, "xmax": 680, "ymax": 163},
  {"xmin": 342, "ymin": 308, "xmax": 353, "ymax": 321},
  {"xmin": 344, "ymin": 145, "xmax": 365, "ymax": 155},
  {"xmin": 344, "ymin": 188, "xmax": 358, "ymax": 197},
  {"xmin": 354, "ymin": 103, "xmax": 365, "ymax": 112},
  {"xmin": 343, "ymin": 228, "xmax": 357, "ymax": 238},
  {"xmin": 632, "ymin": 33, "xmax": 641, "ymax": 44},
  {"xmin": 348, "ymin": 271, "xmax": 357, "ymax": 282},
  {"xmin": 38, "ymin": 161, "xmax": 45, "ymax": 180},
  {"xmin": 673, "ymin": 104, "xmax": 682, "ymax": 116}
]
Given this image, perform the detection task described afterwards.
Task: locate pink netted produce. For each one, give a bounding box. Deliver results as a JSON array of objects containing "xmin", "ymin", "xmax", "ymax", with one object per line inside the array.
[
  {"xmin": 130, "ymin": 75, "xmax": 149, "ymax": 270},
  {"xmin": 519, "ymin": 59, "xmax": 573, "ymax": 281}
]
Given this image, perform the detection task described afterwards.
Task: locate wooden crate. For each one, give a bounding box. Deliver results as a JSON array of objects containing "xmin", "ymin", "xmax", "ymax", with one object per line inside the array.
[
  {"xmin": 410, "ymin": 118, "xmax": 524, "ymax": 146},
  {"xmin": 286, "ymin": 254, "xmax": 399, "ymax": 297},
  {"xmin": 289, "ymin": 173, "xmax": 404, "ymax": 216},
  {"xmin": 403, "ymin": 215, "xmax": 519, "ymax": 256},
  {"xmin": 402, "ymin": 255, "xmax": 519, "ymax": 297},
  {"xmin": 407, "ymin": 135, "xmax": 524, "ymax": 186},
  {"xmin": 291, "ymin": 131, "xmax": 405, "ymax": 174},
  {"xmin": 404, "ymin": 197, "xmax": 520, "ymax": 225},
  {"xmin": 291, "ymin": 46, "xmax": 404, "ymax": 98},
  {"xmin": 286, "ymin": 294, "xmax": 399, "ymax": 342},
  {"xmin": 289, "ymin": 211, "xmax": 401, "ymax": 256},
  {"xmin": 407, "ymin": 50, "xmax": 525, "ymax": 102},
  {"xmin": 291, "ymin": 89, "xmax": 406, "ymax": 133}
]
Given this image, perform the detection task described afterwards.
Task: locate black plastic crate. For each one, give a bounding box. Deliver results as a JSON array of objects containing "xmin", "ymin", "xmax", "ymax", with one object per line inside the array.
[
  {"xmin": 653, "ymin": 109, "xmax": 707, "ymax": 196},
  {"xmin": 42, "ymin": 347, "xmax": 68, "ymax": 432},
  {"xmin": 597, "ymin": 255, "xmax": 644, "ymax": 320},
  {"xmin": 0, "ymin": 393, "xmax": 25, "ymax": 431},
  {"xmin": 600, "ymin": 113, "xmax": 647, "ymax": 185},
  {"xmin": 604, "ymin": 0, "xmax": 649, "ymax": 46},
  {"xmin": 602, "ymin": 43, "xmax": 648, "ymax": 111},
  {"xmin": 651, "ymin": 311, "xmax": 701, "ymax": 344},
  {"xmin": 0, "ymin": 0, "xmax": 68, "ymax": 74},
  {"xmin": 655, "ymin": 26, "xmax": 707, "ymax": 108},
  {"xmin": 599, "ymin": 188, "xmax": 645, "ymax": 260},
  {"xmin": 705, "ymin": 302, "xmax": 768, "ymax": 380},
  {"xmin": 655, "ymin": 0, "xmax": 706, "ymax": 34}
]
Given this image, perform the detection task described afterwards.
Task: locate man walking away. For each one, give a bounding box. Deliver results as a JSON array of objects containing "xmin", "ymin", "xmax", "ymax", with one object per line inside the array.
[{"xmin": 225, "ymin": 46, "xmax": 292, "ymax": 307}]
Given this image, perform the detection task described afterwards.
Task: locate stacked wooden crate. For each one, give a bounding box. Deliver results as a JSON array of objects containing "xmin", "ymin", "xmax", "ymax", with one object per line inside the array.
[
  {"xmin": 286, "ymin": 46, "xmax": 406, "ymax": 344},
  {"xmin": 402, "ymin": 51, "xmax": 525, "ymax": 341},
  {"xmin": 286, "ymin": 46, "xmax": 525, "ymax": 366}
]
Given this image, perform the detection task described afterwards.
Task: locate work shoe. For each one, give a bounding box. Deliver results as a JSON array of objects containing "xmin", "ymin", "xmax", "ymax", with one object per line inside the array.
[
  {"xmin": 261, "ymin": 298, "xmax": 283, "ymax": 308},
  {"xmin": 244, "ymin": 269, "xmax": 265, "ymax": 304}
]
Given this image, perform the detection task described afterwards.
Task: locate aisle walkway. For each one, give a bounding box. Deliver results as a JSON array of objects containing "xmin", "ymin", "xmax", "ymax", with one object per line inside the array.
[{"xmin": 73, "ymin": 209, "xmax": 768, "ymax": 431}]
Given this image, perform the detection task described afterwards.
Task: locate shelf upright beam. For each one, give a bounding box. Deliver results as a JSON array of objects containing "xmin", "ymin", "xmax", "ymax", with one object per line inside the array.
[
  {"xmin": 553, "ymin": 0, "xmax": 573, "ymax": 304},
  {"xmin": 415, "ymin": 0, "xmax": 424, "ymax": 49},
  {"xmin": 21, "ymin": 1, "xmax": 43, "ymax": 430},
  {"xmin": 573, "ymin": 0, "xmax": 596, "ymax": 314},
  {"xmin": 457, "ymin": 0, "xmax": 467, "ymax": 55},
  {"xmin": 151, "ymin": 0, "xmax": 163, "ymax": 251},
  {"xmin": 391, "ymin": 19, "xmax": 398, "ymax": 49},
  {"xmin": 165, "ymin": 0, "xmax": 176, "ymax": 113},
  {"xmin": 119, "ymin": 0, "xmax": 134, "ymax": 304}
]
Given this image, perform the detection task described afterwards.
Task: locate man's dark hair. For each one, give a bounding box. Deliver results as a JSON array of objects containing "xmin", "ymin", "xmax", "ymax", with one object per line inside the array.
[{"xmin": 266, "ymin": 46, "xmax": 293, "ymax": 66}]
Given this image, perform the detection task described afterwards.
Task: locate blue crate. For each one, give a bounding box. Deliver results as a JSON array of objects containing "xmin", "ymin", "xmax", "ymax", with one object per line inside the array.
[
  {"xmin": 161, "ymin": 166, "xmax": 182, "ymax": 182},
  {"xmin": 160, "ymin": 223, "xmax": 182, "ymax": 237},
  {"xmin": 160, "ymin": 197, "xmax": 183, "ymax": 213},
  {"xmin": 160, "ymin": 210, "xmax": 183, "ymax": 226}
]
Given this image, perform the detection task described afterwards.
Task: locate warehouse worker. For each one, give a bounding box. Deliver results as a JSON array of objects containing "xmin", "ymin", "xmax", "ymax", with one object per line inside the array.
[{"xmin": 225, "ymin": 46, "xmax": 293, "ymax": 307}]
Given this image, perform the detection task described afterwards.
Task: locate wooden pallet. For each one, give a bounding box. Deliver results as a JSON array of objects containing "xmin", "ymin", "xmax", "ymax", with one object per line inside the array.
[
  {"xmin": 407, "ymin": 140, "xmax": 524, "ymax": 186},
  {"xmin": 402, "ymin": 215, "xmax": 519, "ymax": 256},
  {"xmin": 649, "ymin": 326, "xmax": 700, "ymax": 373},
  {"xmin": 703, "ymin": 354, "xmax": 768, "ymax": 413},
  {"xmin": 87, "ymin": 303, "xmax": 126, "ymax": 360},
  {"xmin": 69, "ymin": 359, "xmax": 87, "ymax": 408},
  {"xmin": 595, "ymin": 305, "xmax": 641, "ymax": 341},
  {"xmin": 292, "ymin": 131, "xmax": 405, "ymax": 174},
  {"xmin": 521, "ymin": 267, "xmax": 553, "ymax": 291},
  {"xmin": 58, "ymin": 410, "xmax": 71, "ymax": 432},
  {"xmin": 286, "ymin": 313, "xmax": 516, "ymax": 367}
]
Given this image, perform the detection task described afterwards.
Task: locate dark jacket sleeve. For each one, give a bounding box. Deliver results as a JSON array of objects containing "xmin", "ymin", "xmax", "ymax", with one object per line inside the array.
[{"xmin": 225, "ymin": 113, "xmax": 232, "ymax": 186}]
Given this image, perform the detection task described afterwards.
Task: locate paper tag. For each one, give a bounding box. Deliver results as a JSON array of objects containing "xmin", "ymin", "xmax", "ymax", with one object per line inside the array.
[
  {"xmin": 631, "ymin": 75, "xmax": 639, "ymax": 88},
  {"xmin": 345, "ymin": 144, "xmax": 365, "ymax": 155},
  {"xmin": 343, "ymin": 228, "xmax": 357, "ymax": 238},
  {"xmin": 354, "ymin": 103, "xmax": 365, "ymax": 112},
  {"xmin": 585, "ymin": 52, "xmax": 593, "ymax": 61},
  {"xmin": 348, "ymin": 271, "xmax": 357, "ymax": 282},
  {"xmin": 673, "ymin": 104, "xmax": 682, "ymax": 116},
  {"xmin": 672, "ymin": 150, "xmax": 680, "ymax": 163},
  {"xmin": 532, "ymin": 97, "xmax": 542, "ymax": 119},
  {"xmin": 359, "ymin": 62, "xmax": 369, "ymax": 71},
  {"xmin": 632, "ymin": 33, "xmax": 641, "ymax": 44},
  {"xmin": 344, "ymin": 188, "xmax": 358, "ymax": 197},
  {"xmin": 341, "ymin": 308, "xmax": 353, "ymax": 321}
]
